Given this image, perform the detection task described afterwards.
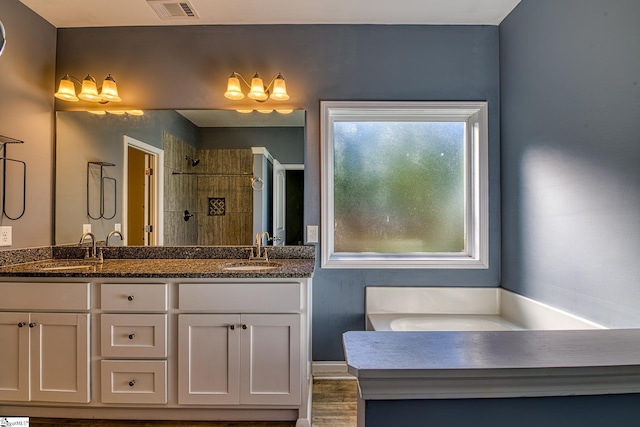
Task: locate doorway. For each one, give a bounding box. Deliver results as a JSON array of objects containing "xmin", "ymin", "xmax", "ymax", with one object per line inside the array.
[
  {"xmin": 272, "ymin": 163, "xmax": 304, "ymax": 246},
  {"xmin": 123, "ymin": 136, "xmax": 164, "ymax": 246}
]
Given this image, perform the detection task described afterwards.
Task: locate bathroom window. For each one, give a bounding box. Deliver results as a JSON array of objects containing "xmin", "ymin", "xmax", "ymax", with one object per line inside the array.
[{"xmin": 320, "ymin": 101, "xmax": 488, "ymax": 269}]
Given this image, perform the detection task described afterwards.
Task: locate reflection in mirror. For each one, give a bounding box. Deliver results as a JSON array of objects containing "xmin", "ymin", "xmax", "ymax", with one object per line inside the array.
[{"xmin": 55, "ymin": 110, "xmax": 305, "ymax": 247}]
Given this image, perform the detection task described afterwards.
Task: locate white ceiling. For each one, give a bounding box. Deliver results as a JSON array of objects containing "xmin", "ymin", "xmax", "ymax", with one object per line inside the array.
[{"xmin": 20, "ymin": 0, "xmax": 521, "ymax": 28}]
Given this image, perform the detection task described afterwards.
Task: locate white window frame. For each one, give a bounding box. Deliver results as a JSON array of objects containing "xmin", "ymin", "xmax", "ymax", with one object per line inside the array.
[{"xmin": 320, "ymin": 101, "xmax": 489, "ymax": 269}]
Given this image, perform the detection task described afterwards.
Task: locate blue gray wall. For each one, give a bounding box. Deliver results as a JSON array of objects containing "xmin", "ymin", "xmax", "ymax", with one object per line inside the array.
[
  {"xmin": 500, "ymin": 1, "xmax": 640, "ymax": 327},
  {"xmin": 0, "ymin": 0, "xmax": 56, "ymax": 248},
  {"xmin": 199, "ymin": 127, "xmax": 304, "ymax": 164},
  {"xmin": 363, "ymin": 394, "xmax": 640, "ymax": 427},
  {"xmin": 54, "ymin": 25, "xmax": 501, "ymax": 360}
]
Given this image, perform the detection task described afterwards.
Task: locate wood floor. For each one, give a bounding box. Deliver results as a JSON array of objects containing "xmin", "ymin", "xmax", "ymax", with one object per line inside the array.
[{"xmin": 29, "ymin": 379, "xmax": 358, "ymax": 427}]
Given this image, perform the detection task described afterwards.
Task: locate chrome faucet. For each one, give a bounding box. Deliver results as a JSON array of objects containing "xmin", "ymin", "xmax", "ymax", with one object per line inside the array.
[
  {"xmin": 78, "ymin": 231, "xmax": 102, "ymax": 262},
  {"xmin": 106, "ymin": 230, "xmax": 124, "ymax": 246},
  {"xmin": 250, "ymin": 231, "xmax": 271, "ymax": 261}
]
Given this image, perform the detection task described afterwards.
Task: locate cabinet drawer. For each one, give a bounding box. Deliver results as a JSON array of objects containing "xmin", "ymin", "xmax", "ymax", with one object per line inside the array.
[
  {"xmin": 101, "ymin": 360, "xmax": 167, "ymax": 404},
  {"xmin": 101, "ymin": 314, "xmax": 167, "ymax": 358},
  {"xmin": 101, "ymin": 284, "xmax": 167, "ymax": 312},
  {"xmin": 179, "ymin": 282, "xmax": 301, "ymax": 312},
  {"xmin": 0, "ymin": 282, "xmax": 89, "ymax": 311}
]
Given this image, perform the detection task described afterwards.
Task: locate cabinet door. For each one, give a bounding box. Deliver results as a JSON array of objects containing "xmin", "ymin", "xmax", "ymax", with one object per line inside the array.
[
  {"xmin": 30, "ymin": 313, "xmax": 90, "ymax": 403},
  {"xmin": 240, "ymin": 314, "xmax": 301, "ymax": 405},
  {"xmin": 0, "ymin": 312, "xmax": 30, "ymax": 401},
  {"xmin": 178, "ymin": 314, "xmax": 241, "ymax": 405}
]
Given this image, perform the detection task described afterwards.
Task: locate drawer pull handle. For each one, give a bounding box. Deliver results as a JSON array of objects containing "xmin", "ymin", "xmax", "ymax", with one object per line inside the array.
[
  {"xmin": 242, "ymin": 324, "xmax": 247, "ymax": 330},
  {"xmin": 128, "ymin": 333, "xmax": 136, "ymax": 340},
  {"xmin": 129, "ymin": 379, "xmax": 136, "ymax": 387},
  {"xmin": 18, "ymin": 322, "xmax": 27, "ymax": 328},
  {"xmin": 229, "ymin": 325, "xmax": 235, "ymax": 330},
  {"xmin": 29, "ymin": 322, "xmax": 37, "ymax": 328},
  {"xmin": 127, "ymin": 295, "xmax": 135, "ymax": 301}
]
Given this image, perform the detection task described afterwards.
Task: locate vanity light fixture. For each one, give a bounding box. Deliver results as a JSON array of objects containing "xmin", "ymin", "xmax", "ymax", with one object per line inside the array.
[
  {"xmin": 224, "ymin": 72, "xmax": 289, "ymax": 102},
  {"xmin": 54, "ymin": 74, "xmax": 122, "ymax": 103}
]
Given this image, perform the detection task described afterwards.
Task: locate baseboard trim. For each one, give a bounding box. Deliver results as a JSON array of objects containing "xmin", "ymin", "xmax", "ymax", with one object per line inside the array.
[{"xmin": 312, "ymin": 361, "xmax": 356, "ymax": 380}]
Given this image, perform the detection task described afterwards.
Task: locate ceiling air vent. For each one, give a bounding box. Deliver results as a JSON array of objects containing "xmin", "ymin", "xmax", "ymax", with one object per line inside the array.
[{"xmin": 146, "ymin": 0, "xmax": 200, "ymax": 20}]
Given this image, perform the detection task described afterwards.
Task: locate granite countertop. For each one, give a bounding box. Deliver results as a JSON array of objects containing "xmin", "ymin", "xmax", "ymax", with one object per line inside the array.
[
  {"xmin": 0, "ymin": 245, "xmax": 316, "ymax": 278},
  {"xmin": 343, "ymin": 330, "xmax": 640, "ymax": 400},
  {"xmin": 0, "ymin": 258, "xmax": 315, "ymax": 278}
]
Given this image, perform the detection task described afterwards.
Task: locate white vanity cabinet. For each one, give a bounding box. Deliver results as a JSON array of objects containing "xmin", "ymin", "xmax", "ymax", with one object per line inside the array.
[
  {"xmin": 0, "ymin": 275, "xmax": 312, "ymax": 426},
  {"xmin": 0, "ymin": 282, "xmax": 90, "ymax": 403},
  {"xmin": 178, "ymin": 313, "xmax": 301, "ymax": 405},
  {"xmin": 177, "ymin": 280, "xmax": 311, "ymax": 425},
  {"xmin": 99, "ymin": 283, "xmax": 168, "ymax": 404}
]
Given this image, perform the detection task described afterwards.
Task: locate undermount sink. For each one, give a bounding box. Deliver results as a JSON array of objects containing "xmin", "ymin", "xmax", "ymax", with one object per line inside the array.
[
  {"xmin": 220, "ymin": 261, "xmax": 281, "ymax": 271},
  {"xmin": 36, "ymin": 260, "xmax": 96, "ymax": 271}
]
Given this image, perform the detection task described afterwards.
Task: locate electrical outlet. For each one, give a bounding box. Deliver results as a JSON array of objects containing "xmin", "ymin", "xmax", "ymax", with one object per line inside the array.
[
  {"xmin": 83, "ymin": 224, "xmax": 92, "ymax": 234},
  {"xmin": 307, "ymin": 225, "xmax": 318, "ymax": 243},
  {"xmin": 0, "ymin": 226, "xmax": 12, "ymax": 247},
  {"xmin": 115, "ymin": 223, "xmax": 122, "ymax": 232}
]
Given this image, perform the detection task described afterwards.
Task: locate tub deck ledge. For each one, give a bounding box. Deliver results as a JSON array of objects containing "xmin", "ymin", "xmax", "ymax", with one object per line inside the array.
[{"xmin": 343, "ymin": 329, "xmax": 640, "ymax": 400}]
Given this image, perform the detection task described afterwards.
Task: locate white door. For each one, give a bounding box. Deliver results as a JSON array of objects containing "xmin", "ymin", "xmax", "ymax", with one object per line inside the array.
[
  {"xmin": 240, "ymin": 314, "xmax": 301, "ymax": 405},
  {"xmin": 178, "ymin": 314, "xmax": 241, "ymax": 405},
  {"xmin": 0, "ymin": 312, "xmax": 29, "ymax": 401},
  {"xmin": 30, "ymin": 313, "xmax": 90, "ymax": 403},
  {"xmin": 272, "ymin": 159, "xmax": 286, "ymax": 246}
]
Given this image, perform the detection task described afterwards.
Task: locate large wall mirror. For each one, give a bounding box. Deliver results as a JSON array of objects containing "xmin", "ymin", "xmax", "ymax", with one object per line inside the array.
[{"xmin": 55, "ymin": 109, "xmax": 305, "ymax": 247}]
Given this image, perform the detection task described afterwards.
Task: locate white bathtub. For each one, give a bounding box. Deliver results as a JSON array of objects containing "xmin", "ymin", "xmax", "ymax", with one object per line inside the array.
[{"xmin": 366, "ymin": 287, "xmax": 605, "ymax": 331}]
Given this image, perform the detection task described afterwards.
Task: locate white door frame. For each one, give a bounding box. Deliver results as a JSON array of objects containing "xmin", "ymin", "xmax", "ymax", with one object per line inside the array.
[{"xmin": 122, "ymin": 135, "xmax": 164, "ymax": 246}]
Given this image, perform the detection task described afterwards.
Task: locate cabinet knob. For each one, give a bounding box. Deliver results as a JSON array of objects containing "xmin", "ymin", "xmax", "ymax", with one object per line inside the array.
[
  {"xmin": 128, "ymin": 333, "xmax": 136, "ymax": 340},
  {"xmin": 127, "ymin": 295, "xmax": 135, "ymax": 301},
  {"xmin": 242, "ymin": 324, "xmax": 247, "ymax": 330},
  {"xmin": 129, "ymin": 379, "xmax": 136, "ymax": 387},
  {"xmin": 29, "ymin": 322, "xmax": 37, "ymax": 328},
  {"xmin": 18, "ymin": 322, "xmax": 26, "ymax": 328},
  {"xmin": 229, "ymin": 325, "xmax": 235, "ymax": 330}
]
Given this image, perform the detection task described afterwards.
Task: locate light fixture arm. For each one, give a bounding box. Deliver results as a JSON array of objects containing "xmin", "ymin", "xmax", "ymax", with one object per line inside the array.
[
  {"xmin": 231, "ymin": 72, "xmax": 252, "ymax": 89},
  {"xmin": 236, "ymin": 71, "xmax": 273, "ymax": 103}
]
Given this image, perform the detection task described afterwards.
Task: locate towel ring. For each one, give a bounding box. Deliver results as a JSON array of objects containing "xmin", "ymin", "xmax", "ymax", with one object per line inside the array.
[{"xmin": 251, "ymin": 177, "xmax": 264, "ymax": 191}]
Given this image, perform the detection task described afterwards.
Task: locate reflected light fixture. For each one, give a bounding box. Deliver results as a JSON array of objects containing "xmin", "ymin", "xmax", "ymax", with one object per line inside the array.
[
  {"xmin": 86, "ymin": 110, "xmax": 144, "ymax": 116},
  {"xmin": 54, "ymin": 73, "xmax": 122, "ymax": 103},
  {"xmin": 224, "ymin": 72, "xmax": 289, "ymax": 102}
]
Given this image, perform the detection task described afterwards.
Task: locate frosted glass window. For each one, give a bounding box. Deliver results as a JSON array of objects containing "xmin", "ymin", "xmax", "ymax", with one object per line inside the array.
[
  {"xmin": 333, "ymin": 121, "xmax": 465, "ymax": 253},
  {"xmin": 321, "ymin": 101, "xmax": 489, "ymax": 269}
]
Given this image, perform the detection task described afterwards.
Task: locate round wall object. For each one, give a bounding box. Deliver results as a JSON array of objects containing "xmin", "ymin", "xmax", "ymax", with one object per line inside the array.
[{"xmin": 0, "ymin": 21, "xmax": 6, "ymax": 56}]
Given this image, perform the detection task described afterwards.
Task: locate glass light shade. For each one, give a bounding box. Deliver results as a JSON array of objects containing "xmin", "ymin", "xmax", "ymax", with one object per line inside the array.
[
  {"xmin": 87, "ymin": 110, "xmax": 106, "ymax": 115},
  {"xmin": 106, "ymin": 110, "xmax": 125, "ymax": 115},
  {"xmin": 257, "ymin": 109, "xmax": 273, "ymax": 114},
  {"xmin": 78, "ymin": 75, "xmax": 101, "ymax": 102},
  {"xmin": 54, "ymin": 77, "xmax": 79, "ymax": 102},
  {"xmin": 236, "ymin": 109, "xmax": 254, "ymax": 114},
  {"xmin": 224, "ymin": 75, "xmax": 245, "ymax": 100},
  {"xmin": 276, "ymin": 109, "xmax": 293, "ymax": 114},
  {"xmin": 100, "ymin": 75, "xmax": 121, "ymax": 102},
  {"xmin": 127, "ymin": 109, "xmax": 144, "ymax": 116},
  {"xmin": 270, "ymin": 74, "xmax": 289, "ymax": 101},
  {"xmin": 248, "ymin": 73, "xmax": 268, "ymax": 101}
]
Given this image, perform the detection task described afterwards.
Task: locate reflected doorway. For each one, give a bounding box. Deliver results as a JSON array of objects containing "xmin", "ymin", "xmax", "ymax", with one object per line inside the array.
[{"xmin": 123, "ymin": 136, "xmax": 164, "ymax": 246}]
